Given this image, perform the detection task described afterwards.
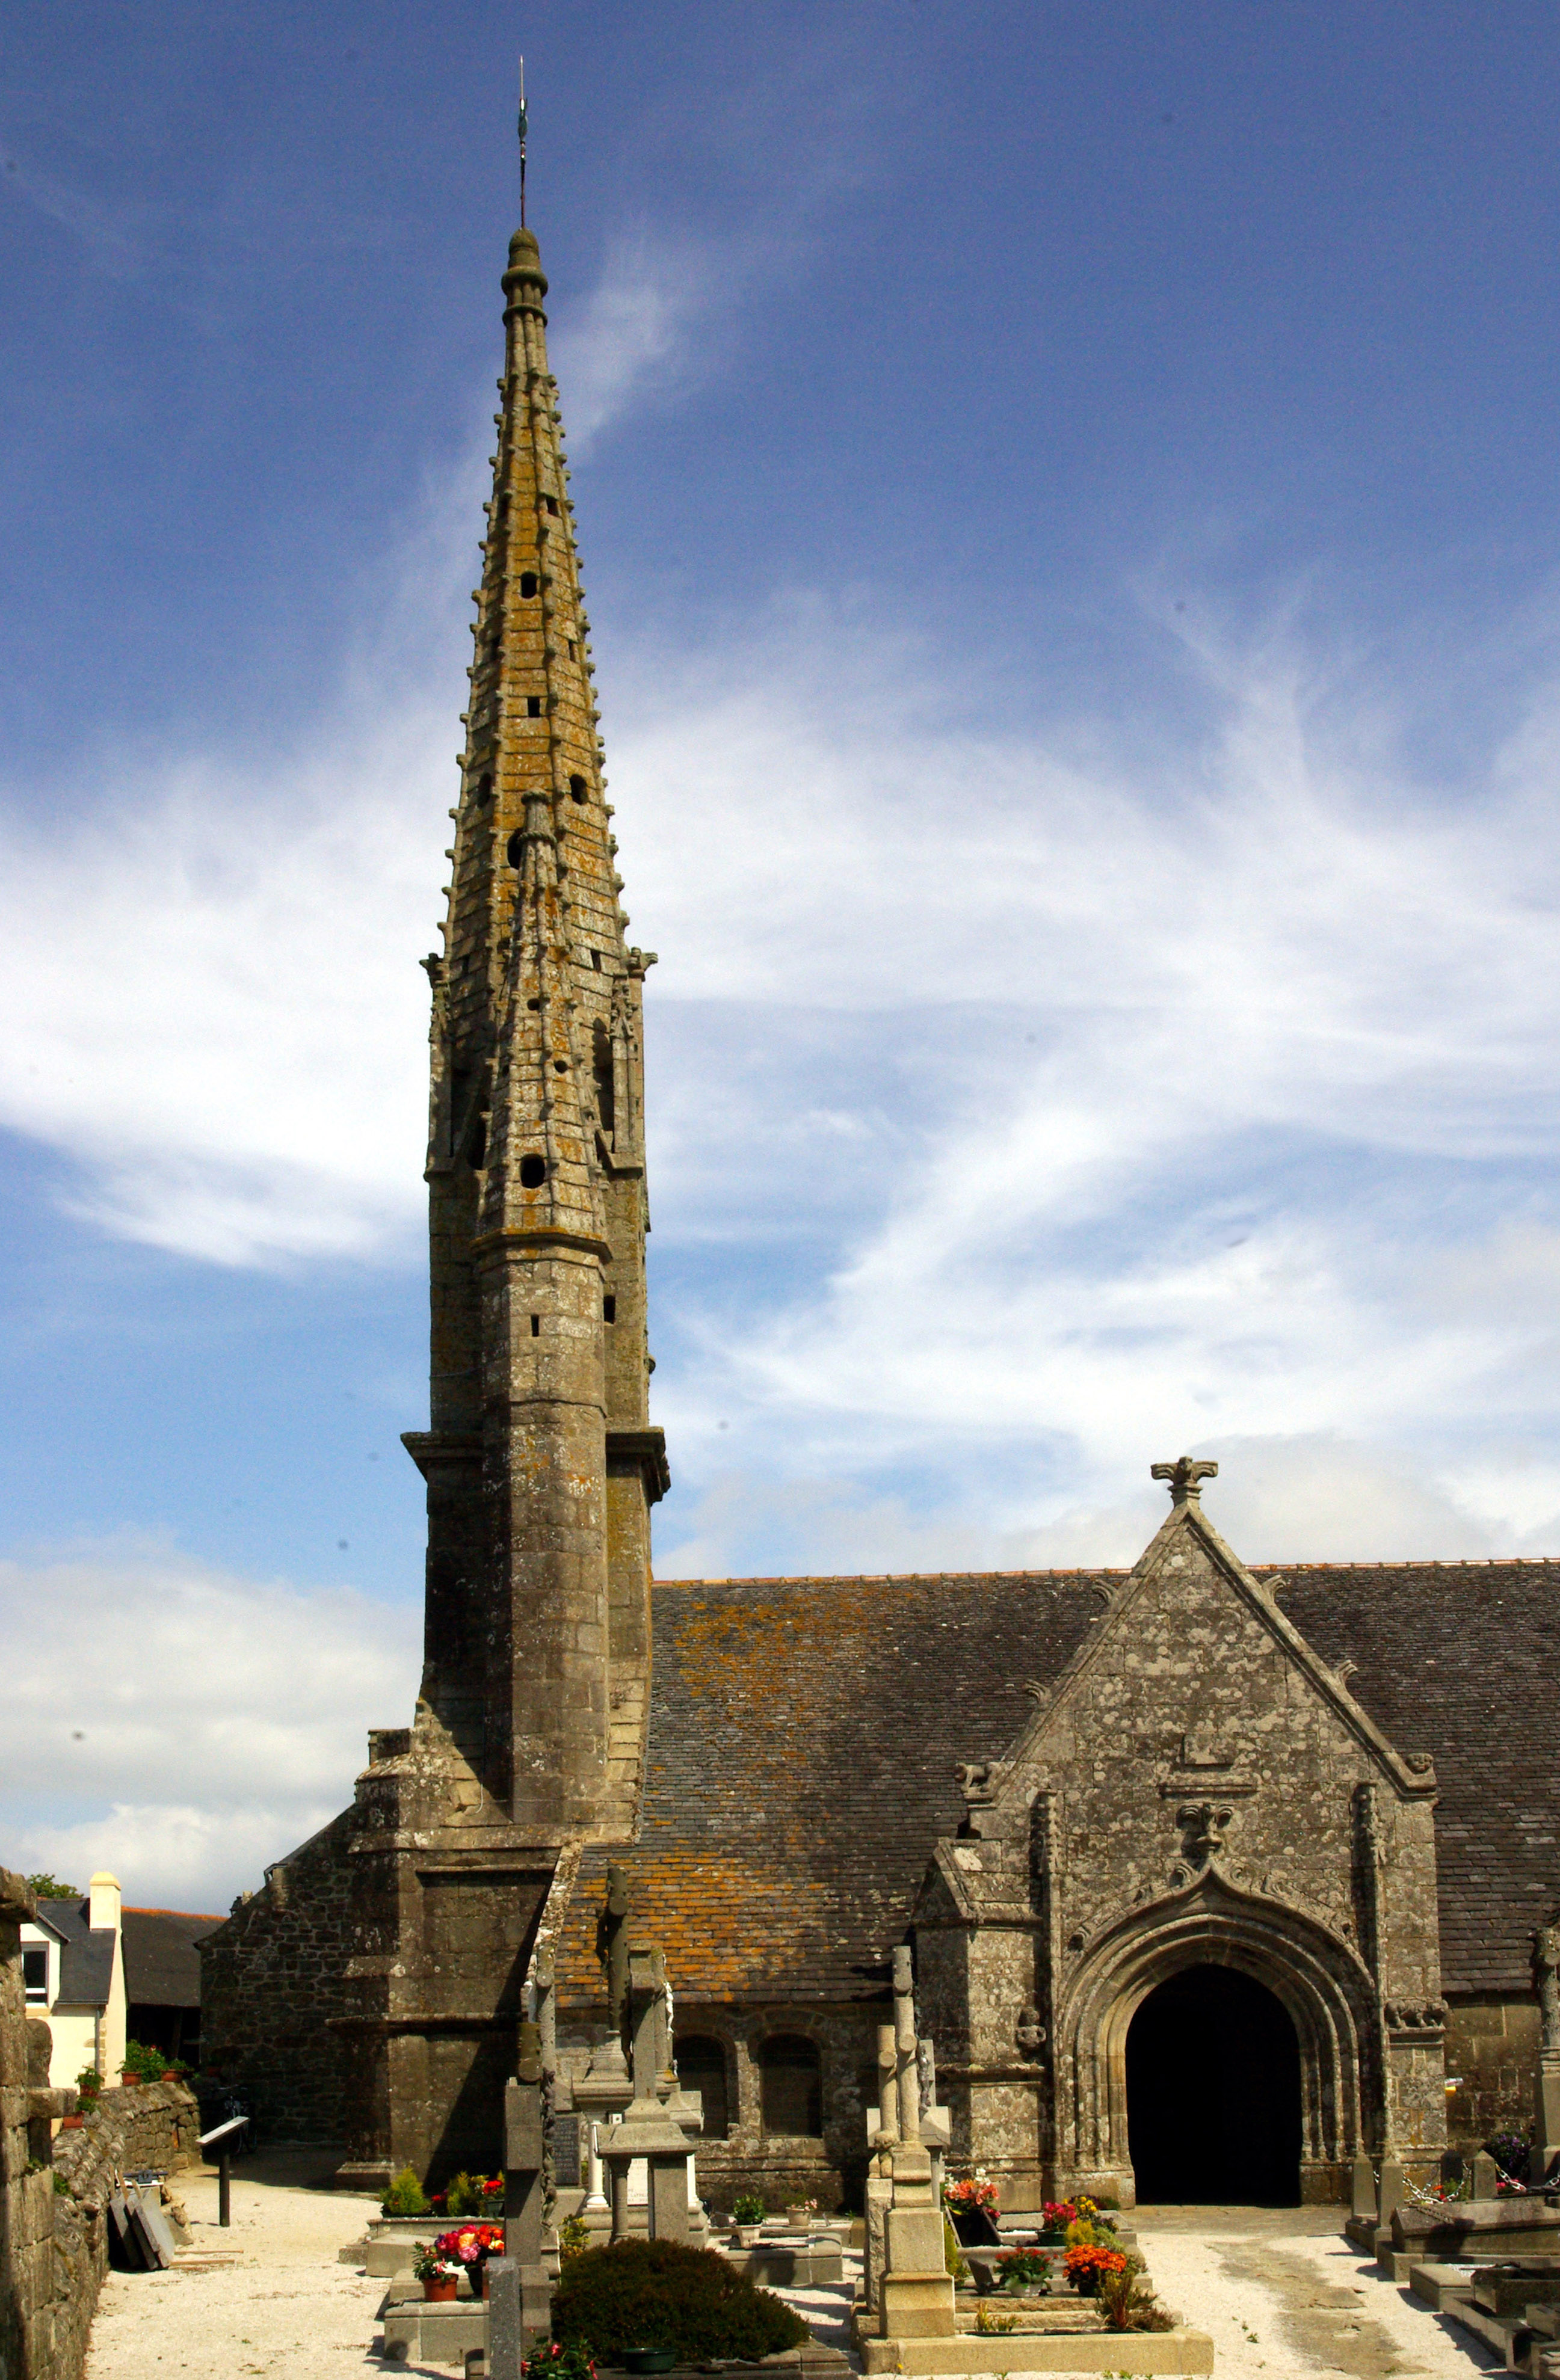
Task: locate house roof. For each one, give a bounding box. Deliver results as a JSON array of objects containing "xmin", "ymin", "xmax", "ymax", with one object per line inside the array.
[
  {"xmin": 552, "ymin": 1560, "xmax": 1560, "ymax": 2014},
  {"xmin": 123, "ymin": 1908, "xmax": 221, "ymax": 2008},
  {"xmin": 36, "ymin": 1899, "xmax": 116, "ymax": 2008}
]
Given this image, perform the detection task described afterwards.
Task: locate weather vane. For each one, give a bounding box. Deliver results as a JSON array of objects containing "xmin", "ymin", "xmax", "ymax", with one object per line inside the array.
[{"xmin": 518, "ymin": 57, "xmax": 528, "ymax": 227}]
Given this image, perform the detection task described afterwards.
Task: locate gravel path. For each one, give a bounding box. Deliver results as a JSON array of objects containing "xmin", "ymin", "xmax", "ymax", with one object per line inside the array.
[
  {"xmin": 84, "ymin": 2151, "xmax": 390, "ymax": 2380},
  {"xmin": 1135, "ymin": 2209, "xmax": 1502, "ymax": 2379},
  {"xmin": 84, "ymin": 2167, "xmax": 1509, "ymax": 2380}
]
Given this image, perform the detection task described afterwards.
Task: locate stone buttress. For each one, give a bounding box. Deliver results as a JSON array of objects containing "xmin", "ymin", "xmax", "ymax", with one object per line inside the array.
[{"xmin": 333, "ymin": 223, "xmax": 667, "ymax": 2189}]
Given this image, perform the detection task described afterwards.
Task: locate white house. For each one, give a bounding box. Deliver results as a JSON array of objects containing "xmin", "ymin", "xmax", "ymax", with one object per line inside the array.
[{"xmin": 21, "ymin": 1873, "xmax": 126, "ymax": 2088}]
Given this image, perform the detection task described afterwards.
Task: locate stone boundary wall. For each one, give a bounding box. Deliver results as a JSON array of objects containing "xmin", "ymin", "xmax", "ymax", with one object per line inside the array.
[
  {"xmin": 2, "ymin": 1867, "xmax": 54, "ymax": 2380},
  {"xmin": 2, "ymin": 1863, "xmax": 199, "ymax": 2380},
  {"xmin": 48, "ymin": 2080, "xmax": 200, "ymax": 2380},
  {"xmin": 200, "ymin": 1809, "xmax": 354, "ymax": 2143}
]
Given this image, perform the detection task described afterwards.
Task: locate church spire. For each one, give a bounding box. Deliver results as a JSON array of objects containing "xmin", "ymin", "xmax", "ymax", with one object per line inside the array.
[{"xmin": 406, "ymin": 211, "xmax": 665, "ymax": 1842}]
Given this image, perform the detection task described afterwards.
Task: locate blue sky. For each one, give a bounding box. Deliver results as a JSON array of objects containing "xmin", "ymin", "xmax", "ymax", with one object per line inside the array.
[{"xmin": 9, "ymin": 2, "xmax": 1560, "ymax": 1906}]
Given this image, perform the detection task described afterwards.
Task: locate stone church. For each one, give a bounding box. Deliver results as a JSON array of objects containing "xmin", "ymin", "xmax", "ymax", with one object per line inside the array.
[{"xmin": 202, "ymin": 198, "xmax": 1560, "ymax": 2215}]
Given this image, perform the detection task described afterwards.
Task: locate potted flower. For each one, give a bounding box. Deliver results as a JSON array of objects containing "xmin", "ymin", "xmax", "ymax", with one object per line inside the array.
[
  {"xmin": 1035, "ymin": 2198, "xmax": 1075, "ymax": 2246},
  {"xmin": 413, "ymin": 2242, "xmax": 460, "ymax": 2302},
  {"xmin": 730, "ymin": 2191, "xmax": 765, "ymax": 2246},
  {"xmin": 1062, "ymin": 2242, "xmax": 1127, "ymax": 2298}
]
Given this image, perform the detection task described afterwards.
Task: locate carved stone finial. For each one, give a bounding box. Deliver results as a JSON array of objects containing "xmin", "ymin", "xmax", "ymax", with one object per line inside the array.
[{"xmin": 1152, "ymin": 1455, "xmax": 1219, "ymax": 1507}]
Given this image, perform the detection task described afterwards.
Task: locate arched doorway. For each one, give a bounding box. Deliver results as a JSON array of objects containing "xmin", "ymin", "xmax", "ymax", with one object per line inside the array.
[{"xmin": 1126, "ymin": 1963, "xmax": 1301, "ymax": 2204}]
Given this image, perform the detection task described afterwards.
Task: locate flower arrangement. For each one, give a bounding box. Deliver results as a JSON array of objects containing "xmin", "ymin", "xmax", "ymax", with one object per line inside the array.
[
  {"xmin": 1062, "ymin": 2242, "xmax": 1128, "ymax": 2296},
  {"xmin": 434, "ymin": 2222, "xmax": 504, "ymax": 2269},
  {"xmin": 525, "ymin": 2345, "xmax": 595, "ymax": 2380},
  {"xmin": 943, "ymin": 2173, "xmax": 1000, "ymax": 2218},
  {"xmin": 731, "ymin": 2192, "xmax": 766, "ymax": 2224},
  {"xmin": 784, "ymin": 2196, "xmax": 819, "ymax": 2218},
  {"xmin": 412, "ymin": 2242, "xmax": 460, "ymax": 2284},
  {"xmin": 430, "ymin": 2172, "xmax": 504, "ymax": 2216},
  {"xmin": 1041, "ymin": 2200, "xmax": 1076, "ymax": 2230}
]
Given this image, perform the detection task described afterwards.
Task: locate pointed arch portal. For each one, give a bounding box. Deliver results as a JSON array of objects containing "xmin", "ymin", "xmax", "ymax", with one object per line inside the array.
[
  {"xmin": 1055, "ymin": 1872, "xmax": 1380, "ymax": 2204},
  {"xmin": 1126, "ymin": 1964, "xmax": 1301, "ymax": 2204}
]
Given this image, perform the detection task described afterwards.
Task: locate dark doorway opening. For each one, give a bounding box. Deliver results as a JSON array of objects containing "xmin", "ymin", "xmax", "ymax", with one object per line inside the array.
[{"xmin": 1126, "ymin": 1963, "xmax": 1301, "ymax": 2204}]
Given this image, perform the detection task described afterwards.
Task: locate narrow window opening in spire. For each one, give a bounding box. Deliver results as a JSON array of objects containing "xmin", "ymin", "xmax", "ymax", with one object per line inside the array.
[
  {"xmin": 543, "ymin": 496, "xmax": 559, "ymax": 516},
  {"xmin": 519, "ymin": 572, "xmax": 538, "ymax": 598},
  {"xmin": 593, "ymin": 1021, "xmax": 615, "ymax": 1139},
  {"xmin": 507, "ymin": 831, "xmax": 522, "ymax": 867},
  {"xmin": 568, "ymin": 639, "xmax": 577, "ymax": 659},
  {"xmin": 476, "ymin": 773, "xmax": 493, "ymax": 805},
  {"xmin": 520, "ymin": 1155, "xmax": 547, "ymax": 1189},
  {"xmin": 590, "ymin": 949, "xmax": 600, "ymax": 972},
  {"xmin": 603, "ymin": 1296, "xmax": 617, "ymax": 1324},
  {"xmin": 469, "ymin": 1116, "xmax": 487, "ymax": 1168},
  {"xmin": 527, "ymin": 997, "xmax": 541, "ymax": 1010},
  {"xmin": 553, "ymin": 1059, "xmax": 568, "ymax": 1075},
  {"xmin": 527, "ymin": 695, "xmax": 543, "ymax": 718},
  {"xmin": 569, "ymin": 775, "xmax": 587, "ymax": 802},
  {"xmin": 531, "ymin": 1314, "xmax": 540, "ymax": 1337}
]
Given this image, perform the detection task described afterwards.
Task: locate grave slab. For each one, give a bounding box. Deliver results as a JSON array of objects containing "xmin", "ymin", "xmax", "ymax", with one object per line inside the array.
[{"xmin": 856, "ymin": 2328, "xmax": 1213, "ymax": 2375}]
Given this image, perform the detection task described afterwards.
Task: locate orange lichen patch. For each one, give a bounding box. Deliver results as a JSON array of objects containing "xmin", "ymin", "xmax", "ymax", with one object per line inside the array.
[
  {"xmin": 556, "ymin": 1570, "xmax": 1112, "ymax": 2009},
  {"xmin": 553, "ymin": 1558, "xmax": 1560, "ymax": 2014}
]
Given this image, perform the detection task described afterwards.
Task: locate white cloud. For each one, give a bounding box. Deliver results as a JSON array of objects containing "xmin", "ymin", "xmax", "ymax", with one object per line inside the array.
[
  {"xmin": 654, "ymin": 1434, "xmax": 1505, "ymax": 1579},
  {"xmin": 551, "ymin": 229, "xmax": 725, "ymax": 447},
  {"xmin": 6, "ymin": 484, "xmax": 1560, "ymax": 1555},
  {"xmin": 0, "ymin": 1539, "xmax": 421, "ymax": 1910}
]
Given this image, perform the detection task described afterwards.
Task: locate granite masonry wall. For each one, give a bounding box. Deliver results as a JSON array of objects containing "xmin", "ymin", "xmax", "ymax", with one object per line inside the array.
[
  {"xmin": 1444, "ymin": 1995, "xmax": 1543, "ymax": 2159},
  {"xmin": 200, "ymin": 1810, "xmax": 354, "ymax": 2142}
]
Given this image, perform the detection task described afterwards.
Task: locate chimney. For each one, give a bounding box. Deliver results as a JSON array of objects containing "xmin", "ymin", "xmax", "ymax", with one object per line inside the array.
[{"xmin": 88, "ymin": 1871, "xmax": 121, "ymax": 1932}]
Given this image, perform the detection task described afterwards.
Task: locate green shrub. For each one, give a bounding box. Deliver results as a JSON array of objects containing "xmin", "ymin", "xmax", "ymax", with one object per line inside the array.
[
  {"xmin": 551, "ymin": 2239, "xmax": 808, "ymax": 2363},
  {"xmin": 76, "ymin": 2068, "xmax": 102, "ymax": 2099},
  {"xmin": 54, "ymin": 2171, "xmax": 72, "ymax": 2197},
  {"xmin": 383, "ymin": 2165, "xmax": 430, "ymax": 2217},
  {"xmin": 730, "ymin": 2191, "xmax": 765, "ymax": 2223},
  {"xmin": 25, "ymin": 1874, "xmax": 79, "ymax": 1899},
  {"xmin": 445, "ymin": 2171, "xmax": 487, "ymax": 2216},
  {"xmin": 943, "ymin": 2215, "xmax": 969, "ymax": 2281}
]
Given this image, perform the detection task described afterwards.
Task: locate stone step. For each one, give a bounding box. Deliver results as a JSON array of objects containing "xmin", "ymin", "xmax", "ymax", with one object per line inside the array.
[{"xmin": 1407, "ymin": 2260, "xmax": 1476, "ymax": 2310}]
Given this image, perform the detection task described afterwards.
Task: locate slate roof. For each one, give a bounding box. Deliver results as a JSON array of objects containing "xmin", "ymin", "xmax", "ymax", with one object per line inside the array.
[
  {"xmin": 35, "ymin": 1900, "xmax": 116, "ymax": 2008},
  {"xmin": 123, "ymin": 1909, "xmax": 221, "ymax": 2008},
  {"xmin": 1277, "ymin": 1561, "xmax": 1560, "ymax": 1998},
  {"xmin": 554, "ymin": 1561, "xmax": 1560, "ymax": 2015},
  {"xmin": 557, "ymin": 1571, "xmax": 1106, "ymax": 2011}
]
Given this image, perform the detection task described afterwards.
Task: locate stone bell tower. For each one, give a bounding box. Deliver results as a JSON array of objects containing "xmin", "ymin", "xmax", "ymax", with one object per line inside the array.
[{"xmin": 334, "ymin": 215, "xmax": 668, "ymax": 2190}]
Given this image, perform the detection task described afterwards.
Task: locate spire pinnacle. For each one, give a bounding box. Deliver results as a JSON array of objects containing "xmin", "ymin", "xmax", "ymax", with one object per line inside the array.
[{"xmin": 517, "ymin": 57, "xmax": 528, "ymax": 229}]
